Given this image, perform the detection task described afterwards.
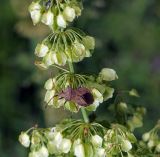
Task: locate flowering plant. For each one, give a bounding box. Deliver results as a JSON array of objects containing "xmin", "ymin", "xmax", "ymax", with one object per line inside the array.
[{"xmin": 19, "ymin": 0, "xmax": 160, "ymax": 156}]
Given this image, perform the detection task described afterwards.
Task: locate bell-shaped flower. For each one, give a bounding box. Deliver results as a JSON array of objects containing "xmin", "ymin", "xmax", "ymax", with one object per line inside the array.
[
  {"xmin": 63, "ymin": 7, "xmax": 76, "ymax": 22},
  {"xmin": 99, "ymin": 68, "xmax": 118, "ymax": 81},
  {"xmin": 28, "ymin": 151, "xmax": 39, "ymax": 157},
  {"xmin": 44, "ymin": 78, "xmax": 56, "ymax": 90},
  {"xmin": 35, "ymin": 44, "xmax": 49, "ymax": 57},
  {"xmin": 38, "ymin": 146, "xmax": 49, "ymax": 157},
  {"xmin": 29, "ymin": 2, "xmax": 42, "ymax": 25},
  {"xmin": 60, "ymin": 138, "xmax": 72, "ymax": 153},
  {"xmin": 91, "ymin": 135, "xmax": 103, "ymax": 148},
  {"xmin": 142, "ymin": 132, "xmax": 150, "ymax": 142},
  {"xmin": 44, "ymin": 53, "xmax": 54, "ymax": 67},
  {"xmin": 53, "ymin": 132, "xmax": 63, "ymax": 148},
  {"xmin": 44, "ymin": 90, "xmax": 55, "ymax": 105},
  {"xmin": 52, "ymin": 52, "xmax": 67, "ymax": 66},
  {"xmin": 96, "ymin": 148, "xmax": 106, "ymax": 157},
  {"xmin": 19, "ymin": 132, "xmax": 30, "ymax": 148},
  {"xmin": 121, "ymin": 140, "xmax": 132, "ymax": 152},
  {"xmin": 41, "ymin": 10, "xmax": 54, "ymax": 26},
  {"xmin": 147, "ymin": 140, "xmax": 155, "ymax": 148},
  {"xmin": 82, "ymin": 36, "xmax": 95, "ymax": 50},
  {"xmin": 74, "ymin": 144, "xmax": 85, "ymax": 157},
  {"xmin": 57, "ymin": 14, "xmax": 67, "ymax": 28}
]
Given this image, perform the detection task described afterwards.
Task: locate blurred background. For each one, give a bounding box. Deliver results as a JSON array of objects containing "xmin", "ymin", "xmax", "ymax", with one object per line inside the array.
[{"xmin": 0, "ymin": 0, "xmax": 160, "ymax": 156}]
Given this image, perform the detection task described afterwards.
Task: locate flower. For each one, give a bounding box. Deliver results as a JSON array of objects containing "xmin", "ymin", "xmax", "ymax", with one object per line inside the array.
[
  {"xmin": 74, "ymin": 144, "xmax": 85, "ymax": 157},
  {"xmin": 142, "ymin": 132, "xmax": 150, "ymax": 142},
  {"xmin": 99, "ymin": 68, "xmax": 118, "ymax": 81},
  {"xmin": 96, "ymin": 148, "xmax": 106, "ymax": 157},
  {"xmin": 44, "ymin": 53, "xmax": 54, "ymax": 66},
  {"xmin": 91, "ymin": 135, "xmax": 103, "ymax": 147},
  {"xmin": 121, "ymin": 140, "xmax": 132, "ymax": 152},
  {"xmin": 51, "ymin": 52, "xmax": 67, "ymax": 66},
  {"xmin": 60, "ymin": 138, "xmax": 72, "ymax": 153},
  {"xmin": 28, "ymin": 151, "xmax": 39, "ymax": 157},
  {"xmin": 44, "ymin": 78, "xmax": 55, "ymax": 90},
  {"xmin": 147, "ymin": 140, "xmax": 155, "ymax": 148},
  {"xmin": 82, "ymin": 36, "xmax": 95, "ymax": 50},
  {"xmin": 29, "ymin": 2, "xmax": 42, "ymax": 25},
  {"xmin": 63, "ymin": 7, "xmax": 76, "ymax": 22},
  {"xmin": 41, "ymin": 10, "xmax": 54, "ymax": 26},
  {"xmin": 44, "ymin": 90, "xmax": 55, "ymax": 105},
  {"xmin": 156, "ymin": 143, "xmax": 160, "ymax": 152},
  {"xmin": 19, "ymin": 132, "xmax": 30, "ymax": 147},
  {"xmin": 38, "ymin": 146, "xmax": 49, "ymax": 157},
  {"xmin": 35, "ymin": 44, "xmax": 49, "ymax": 57},
  {"xmin": 57, "ymin": 14, "xmax": 67, "ymax": 28}
]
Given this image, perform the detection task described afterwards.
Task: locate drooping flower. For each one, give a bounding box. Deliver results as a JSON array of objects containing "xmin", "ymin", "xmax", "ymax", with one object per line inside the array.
[
  {"xmin": 41, "ymin": 10, "xmax": 54, "ymax": 26},
  {"xmin": 63, "ymin": 7, "xmax": 76, "ymax": 22},
  {"xmin": 57, "ymin": 14, "xmax": 67, "ymax": 28},
  {"xmin": 19, "ymin": 132, "xmax": 30, "ymax": 147},
  {"xmin": 35, "ymin": 44, "xmax": 49, "ymax": 57},
  {"xmin": 74, "ymin": 144, "xmax": 85, "ymax": 157},
  {"xmin": 121, "ymin": 139, "xmax": 132, "ymax": 152},
  {"xmin": 91, "ymin": 135, "xmax": 103, "ymax": 147}
]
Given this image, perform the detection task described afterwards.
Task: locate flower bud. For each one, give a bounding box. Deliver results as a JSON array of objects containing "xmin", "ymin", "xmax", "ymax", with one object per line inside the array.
[
  {"xmin": 57, "ymin": 14, "xmax": 67, "ymax": 28},
  {"xmin": 121, "ymin": 140, "xmax": 132, "ymax": 152},
  {"xmin": 47, "ymin": 141, "xmax": 57, "ymax": 154},
  {"xmin": 74, "ymin": 144, "xmax": 85, "ymax": 157},
  {"xmin": 142, "ymin": 132, "xmax": 150, "ymax": 142},
  {"xmin": 92, "ymin": 88, "xmax": 103, "ymax": 103},
  {"xmin": 63, "ymin": 7, "xmax": 76, "ymax": 22},
  {"xmin": 91, "ymin": 135, "xmax": 103, "ymax": 147},
  {"xmin": 44, "ymin": 53, "xmax": 54, "ymax": 66},
  {"xmin": 29, "ymin": 2, "xmax": 42, "ymax": 25},
  {"xmin": 19, "ymin": 132, "xmax": 30, "ymax": 147},
  {"xmin": 35, "ymin": 44, "xmax": 49, "ymax": 57},
  {"xmin": 38, "ymin": 146, "xmax": 49, "ymax": 157},
  {"xmin": 60, "ymin": 138, "xmax": 72, "ymax": 153},
  {"xmin": 99, "ymin": 68, "xmax": 118, "ymax": 81},
  {"xmin": 54, "ymin": 132, "xmax": 63, "ymax": 148},
  {"xmin": 41, "ymin": 10, "xmax": 54, "ymax": 26}
]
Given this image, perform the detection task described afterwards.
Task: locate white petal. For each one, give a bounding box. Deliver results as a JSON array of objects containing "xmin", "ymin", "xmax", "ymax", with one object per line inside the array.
[{"xmin": 57, "ymin": 14, "xmax": 67, "ymax": 28}]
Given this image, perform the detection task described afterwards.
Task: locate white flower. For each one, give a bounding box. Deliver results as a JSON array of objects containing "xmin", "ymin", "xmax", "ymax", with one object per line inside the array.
[
  {"xmin": 60, "ymin": 138, "xmax": 72, "ymax": 153},
  {"xmin": 54, "ymin": 132, "xmax": 63, "ymax": 148},
  {"xmin": 44, "ymin": 90, "xmax": 55, "ymax": 105},
  {"xmin": 19, "ymin": 132, "xmax": 30, "ymax": 147},
  {"xmin": 28, "ymin": 151, "xmax": 39, "ymax": 157},
  {"xmin": 74, "ymin": 144, "xmax": 85, "ymax": 157},
  {"xmin": 44, "ymin": 53, "xmax": 54, "ymax": 66},
  {"xmin": 44, "ymin": 78, "xmax": 55, "ymax": 90},
  {"xmin": 52, "ymin": 52, "xmax": 67, "ymax": 66},
  {"xmin": 41, "ymin": 10, "xmax": 54, "ymax": 26},
  {"xmin": 121, "ymin": 140, "xmax": 132, "ymax": 152},
  {"xmin": 35, "ymin": 44, "xmax": 49, "ymax": 57},
  {"xmin": 82, "ymin": 36, "xmax": 95, "ymax": 50},
  {"xmin": 29, "ymin": 2, "xmax": 42, "ymax": 25},
  {"xmin": 147, "ymin": 140, "xmax": 155, "ymax": 148},
  {"xmin": 91, "ymin": 135, "xmax": 103, "ymax": 147},
  {"xmin": 96, "ymin": 148, "xmax": 106, "ymax": 157},
  {"xmin": 38, "ymin": 146, "xmax": 49, "ymax": 157},
  {"xmin": 63, "ymin": 7, "xmax": 76, "ymax": 22},
  {"xmin": 99, "ymin": 68, "xmax": 118, "ymax": 81},
  {"xmin": 92, "ymin": 88, "xmax": 103, "ymax": 103},
  {"xmin": 142, "ymin": 132, "xmax": 150, "ymax": 142},
  {"xmin": 156, "ymin": 143, "xmax": 160, "ymax": 152},
  {"xmin": 47, "ymin": 141, "xmax": 57, "ymax": 154},
  {"xmin": 57, "ymin": 14, "xmax": 67, "ymax": 28}
]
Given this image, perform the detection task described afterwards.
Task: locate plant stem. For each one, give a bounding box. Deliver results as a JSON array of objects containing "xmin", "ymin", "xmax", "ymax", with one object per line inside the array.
[{"xmin": 68, "ymin": 61, "xmax": 89, "ymax": 123}]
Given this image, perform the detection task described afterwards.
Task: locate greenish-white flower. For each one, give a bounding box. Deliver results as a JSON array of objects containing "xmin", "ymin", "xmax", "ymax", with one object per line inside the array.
[
  {"xmin": 92, "ymin": 88, "xmax": 103, "ymax": 103},
  {"xmin": 38, "ymin": 146, "xmax": 49, "ymax": 157},
  {"xmin": 82, "ymin": 36, "xmax": 95, "ymax": 50},
  {"xmin": 44, "ymin": 90, "xmax": 55, "ymax": 105},
  {"xmin": 63, "ymin": 7, "xmax": 76, "ymax": 22},
  {"xmin": 44, "ymin": 53, "xmax": 54, "ymax": 66},
  {"xmin": 60, "ymin": 138, "xmax": 72, "ymax": 153},
  {"xmin": 91, "ymin": 135, "xmax": 103, "ymax": 147},
  {"xmin": 57, "ymin": 14, "xmax": 67, "ymax": 28},
  {"xmin": 52, "ymin": 52, "xmax": 67, "ymax": 66},
  {"xmin": 47, "ymin": 141, "xmax": 57, "ymax": 154},
  {"xmin": 121, "ymin": 140, "xmax": 132, "ymax": 152},
  {"xmin": 99, "ymin": 68, "xmax": 118, "ymax": 81},
  {"xmin": 35, "ymin": 44, "xmax": 49, "ymax": 57},
  {"xmin": 96, "ymin": 148, "xmax": 106, "ymax": 157},
  {"xmin": 19, "ymin": 132, "xmax": 30, "ymax": 147},
  {"xmin": 74, "ymin": 144, "xmax": 85, "ymax": 157},
  {"xmin": 28, "ymin": 151, "xmax": 39, "ymax": 157},
  {"xmin": 44, "ymin": 78, "xmax": 55, "ymax": 90},
  {"xmin": 29, "ymin": 2, "xmax": 42, "ymax": 25},
  {"xmin": 41, "ymin": 10, "xmax": 54, "ymax": 26},
  {"xmin": 147, "ymin": 140, "xmax": 155, "ymax": 148},
  {"xmin": 54, "ymin": 132, "xmax": 63, "ymax": 148},
  {"xmin": 142, "ymin": 132, "xmax": 150, "ymax": 142},
  {"xmin": 156, "ymin": 143, "xmax": 160, "ymax": 152}
]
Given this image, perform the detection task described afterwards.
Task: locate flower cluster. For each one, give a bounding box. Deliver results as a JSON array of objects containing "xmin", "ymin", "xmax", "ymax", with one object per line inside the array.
[
  {"xmin": 19, "ymin": 120, "xmax": 137, "ymax": 157},
  {"xmin": 141, "ymin": 120, "xmax": 160, "ymax": 153},
  {"xmin": 34, "ymin": 28, "xmax": 95, "ymax": 68},
  {"xmin": 44, "ymin": 68, "xmax": 117, "ymax": 112},
  {"xmin": 29, "ymin": 0, "xmax": 82, "ymax": 29},
  {"xmin": 104, "ymin": 124, "xmax": 136, "ymax": 156}
]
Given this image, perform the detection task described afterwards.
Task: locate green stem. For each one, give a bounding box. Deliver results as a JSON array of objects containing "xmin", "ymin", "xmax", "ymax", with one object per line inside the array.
[{"xmin": 68, "ymin": 61, "xmax": 89, "ymax": 123}]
